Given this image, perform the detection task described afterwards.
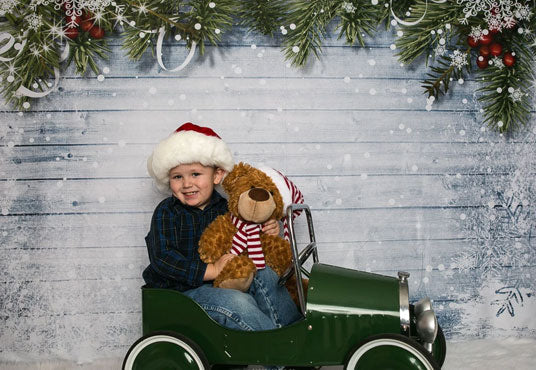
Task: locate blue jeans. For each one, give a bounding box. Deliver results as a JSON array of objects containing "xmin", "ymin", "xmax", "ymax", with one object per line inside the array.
[{"xmin": 183, "ymin": 266, "xmax": 301, "ymax": 331}]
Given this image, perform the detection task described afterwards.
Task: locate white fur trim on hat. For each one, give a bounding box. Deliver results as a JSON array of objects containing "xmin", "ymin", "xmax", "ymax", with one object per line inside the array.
[
  {"xmin": 258, "ymin": 166, "xmax": 293, "ymax": 211},
  {"xmin": 147, "ymin": 123, "xmax": 234, "ymax": 192}
]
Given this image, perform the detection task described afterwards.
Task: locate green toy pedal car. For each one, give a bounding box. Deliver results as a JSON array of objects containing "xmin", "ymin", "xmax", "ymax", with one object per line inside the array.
[{"xmin": 123, "ymin": 204, "xmax": 447, "ymax": 369}]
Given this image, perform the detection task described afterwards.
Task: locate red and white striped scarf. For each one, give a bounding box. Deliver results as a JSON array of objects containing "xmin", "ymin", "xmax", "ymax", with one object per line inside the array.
[
  {"xmin": 230, "ymin": 214, "xmax": 266, "ymax": 269},
  {"xmin": 276, "ymin": 169, "xmax": 305, "ymax": 241}
]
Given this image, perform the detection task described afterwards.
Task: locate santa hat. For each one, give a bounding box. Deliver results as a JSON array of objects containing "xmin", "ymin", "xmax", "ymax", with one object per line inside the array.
[
  {"xmin": 257, "ymin": 166, "xmax": 304, "ymax": 241},
  {"xmin": 147, "ymin": 122, "xmax": 234, "ymax": 192}
]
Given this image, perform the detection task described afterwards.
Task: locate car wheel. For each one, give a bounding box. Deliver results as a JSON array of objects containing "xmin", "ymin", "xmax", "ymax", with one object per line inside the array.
[
  {"xmin": 344, "ymin": 333, "xmax": 440, "ymax": 370},
  {"xmin": 122, "ymin": 331, "xmax": 210, "ymax": 370}
]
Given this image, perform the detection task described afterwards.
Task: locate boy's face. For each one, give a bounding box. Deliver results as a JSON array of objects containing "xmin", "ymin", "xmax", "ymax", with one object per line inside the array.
[{"xmin": 169, "ymin": 163, "xmax": 225, "ymax": 210}]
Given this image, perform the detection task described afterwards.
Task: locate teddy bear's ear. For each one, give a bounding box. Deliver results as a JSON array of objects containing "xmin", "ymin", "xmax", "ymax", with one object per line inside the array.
[{"xmin": 222, "ymin": 162, "xmax": 251, "ymax": 190}]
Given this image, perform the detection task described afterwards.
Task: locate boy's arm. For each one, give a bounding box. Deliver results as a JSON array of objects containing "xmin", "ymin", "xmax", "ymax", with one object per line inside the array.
[{"xmin": 146, "ymin": 207, "xmax": 207, "ymax": 288}]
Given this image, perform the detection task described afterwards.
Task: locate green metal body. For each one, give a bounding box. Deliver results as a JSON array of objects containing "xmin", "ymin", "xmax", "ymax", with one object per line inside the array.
[{"xmin": 141, "ymin": 263, "xmax": 403, "ymax": 367}]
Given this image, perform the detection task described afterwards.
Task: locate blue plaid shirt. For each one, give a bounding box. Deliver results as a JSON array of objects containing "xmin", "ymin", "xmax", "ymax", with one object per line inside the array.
[{"xmin": 142, "ymin": 191, "xmax": 228, "ymax": 291}]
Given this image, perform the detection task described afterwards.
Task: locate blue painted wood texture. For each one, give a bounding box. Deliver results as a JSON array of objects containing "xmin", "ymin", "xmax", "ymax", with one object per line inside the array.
[{"xmin": 0, "ymin": 25, "xmax": 535, "ymax": 363}]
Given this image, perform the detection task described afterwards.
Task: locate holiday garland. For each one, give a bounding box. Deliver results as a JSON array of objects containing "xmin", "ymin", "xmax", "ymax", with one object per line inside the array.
[{"xmin": 0, "ymin": 0, "xmax": 534, "ymax": 133}]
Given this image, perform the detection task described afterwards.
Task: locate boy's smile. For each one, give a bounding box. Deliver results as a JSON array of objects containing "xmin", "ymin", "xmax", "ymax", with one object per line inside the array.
[{"xmin": 169, "ymin": 163, "xmax": 224, "ymax": 210}]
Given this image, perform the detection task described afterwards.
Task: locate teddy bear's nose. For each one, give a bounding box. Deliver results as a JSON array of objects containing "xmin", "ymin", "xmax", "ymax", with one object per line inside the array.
[{"xmin": 248, "ymin": 188, "xmax": 270, "ymax": 202}]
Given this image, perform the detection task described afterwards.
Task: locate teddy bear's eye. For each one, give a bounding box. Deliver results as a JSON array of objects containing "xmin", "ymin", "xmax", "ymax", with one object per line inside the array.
[
  {"xmin": 250, "ymin": 186, "xmax": 255, "ymax": 189},
  {"xmin": 269, "ymin": 191, "xmax": 274, "ymax": 195}
]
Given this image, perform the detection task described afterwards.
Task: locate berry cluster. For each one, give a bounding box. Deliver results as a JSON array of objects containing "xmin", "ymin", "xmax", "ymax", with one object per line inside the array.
[
  {"xmin": 467, "ymin": 31, "xmax": 516, "ymax": 70},
  {"xmin": 63, "ymin": 2, "xmax": 105, "ymax": 40}
]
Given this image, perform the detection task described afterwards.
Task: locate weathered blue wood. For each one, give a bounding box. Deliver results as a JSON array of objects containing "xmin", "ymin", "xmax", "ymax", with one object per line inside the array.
[{"xmin": 1, "ymin": 19, "xmax": 535, "ymax": 366}]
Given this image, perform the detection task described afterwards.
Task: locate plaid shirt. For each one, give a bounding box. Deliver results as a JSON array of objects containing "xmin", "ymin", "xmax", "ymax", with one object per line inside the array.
[{"xmin": 142, "ymin": 191, "xmax": 228, "ymax": 291}]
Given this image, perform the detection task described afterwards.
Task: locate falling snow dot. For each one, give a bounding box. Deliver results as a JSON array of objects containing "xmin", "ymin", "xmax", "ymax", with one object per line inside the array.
[
  {"xmin": 56, "ymin": 181, "xmax": 63, "ymax": 188},
  {"xmin": 406, "ymin": 127, "xmax": 412, "ymax": 133},
  {"xmin": 1, "ymin": 208, "xmax": 8, "ymax": 216},
  {"xmin": 371, "ymin": 0, "xmax": 378, "ymax": 5},
  {"xmin": 390, "ymin": 44, "xmax": 396, "ymax": 50},
  {"xmin": 292, "ymin": 46, "xmax": 299, "ymax": 53},
  {"xmin": 281, "ymin": 28, "xmax": 287, "ymax": 35},
  {"xmin": 508, "ymin": 87, "xmax": 515, "ymax": 93},
  {"xmin": 416, "ymin": 222, "xmax": 422, "ymax": 229},
  {"xmin": 194, "ymin": 23, "xmax": 202, "ymax": 30},
  {"xmin": 335, "ymin": 198, "xmax": 342, "ymax": 205},
  {"xmin": 426, "ymin": 265, "xmax": 433, "ymax": 272},
  {"xmin": 149, "ymin": 87, "xmax": 157, "ymax": 95},
  {"xmin": 391, "ymin": 20, "xmax": 397, "ymax": 26},
  {"xmin": 354, "ymin": 88, "xmax": 359, "ymax": 93},
  {"xmin": 22, "ymin": 102, "xmax": 30, "ymax": 109},
  {"xmin": 369, "ymin": 88, "xmax": 376, "ymax": 95},
  {"xmin": 496, "ymin": 87, "xmax": 503, "ymax": 93},
  {"xmin": 7, "ymin": 141, "xmax": 15, "ymax": 148},
  {"xmin": 399, "ymin": 124, "xmax": 405, "ymax": 130},
  {"xmin": 97, "ymin": 74, "xmax": 105, "ymax": 82},
  {"xmin": 7, "ymin": 75, "xmax": 14, "ymax": 82},
  {"xmin": 457, "ymin": 78, "xmax": 464, "ymax": 84},
  {"xmin": 361, "ymin": 173, "xmax": 368, "ymax": 180},
  {"xmin": 367, "ymin": 59, "xmax": 376, "ymax": 66},
  {"xmin": 251, "ymin": 44, "xmax": 257, "ymax": 49},
  {"xmin": 425, "ymin": 105, "xmax": 432, "ymax": 111},
  {"xmin": 401, "ymin": 88, "xmax": 407, "ymax": 94},
  {"xmin": 388, "ymin": 199, "xmax": 396, "ymax": 205},
  {"xmin": 407, "ymin": 98, "xmax": 413, "ymax": 103},
  {"xmin": 462, "ymin": 98, "xmax": 468, "ymax": 104},
  {"xmin": 290, "ymin": 23, "xmax": 296, "ymax": 30},
  {"xmin": 209, "ymin": 2, "xmax": 216, "ymax": 8},
  {"xmin": 103, "ymin": 67, "xmax": 110, "ymax": 74},
  {"xmin": 98, "ymin": 197, "xmax": 106, "ymax": 203},
  {"xmin": 397, "ymin": 30, "xmax": 403, "ymax": 37},
  {"xmin": 259, "ymin": 79, "xmax": 266, "ymax": 85},
  {"xmin": 423, "ymin": 277, "xmax": 429, "ymax": 284},
  {"xmin": 459, "ymin": 130, "xmax": 465, "ymax": 136},
  {"xmin": 2, "ymin": 231, "xmax": 7, "ymax": 236},
  {"xmin": 215, "ymin": 28, "xmax": 221, "ymax": 34},
  {"xmin": 32, "ymin": 83, "xmax": 39, "ymax": 89},
  {"xmin": 179, "ymin": 94, "xmax": 187, "ymax": 101},
  {"xmin": 364, "ymin": 152, "xmax": 370, "ymax": 158},
  {"xmin": 343, "ymin": 76, "xmax": 351, "ymax": 83},
  {"xmin": 460, "ymin": 213, "xmax": 467, "ymax": 220},
  {"xmin": 497, "ymin": 121, "xmax": 504, "ymax": 127},
  {"xmin": 167, "ymin": 99, "xmax": 174, "ymax": 106},
  {"xmin": 411, "ymin": 164, "xmax": 418, "ymax": 172},
  {"xmin": 29, "ymin": 138, "xmax": 34, "ymax": 143},
  {"xmin": 327, "ymin": 164, "xmax": 333, "ymax": 170}
]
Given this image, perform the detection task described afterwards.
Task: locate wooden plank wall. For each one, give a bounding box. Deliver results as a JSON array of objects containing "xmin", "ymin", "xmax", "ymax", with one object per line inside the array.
[{"xmin": 1, "ymin": 24, "xmax": 535, "ymax": 364}]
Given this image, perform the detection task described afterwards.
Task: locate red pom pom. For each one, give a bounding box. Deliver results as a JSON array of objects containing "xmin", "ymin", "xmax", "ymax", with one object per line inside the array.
[
  {"xmin": 89, "ymin": 26, "xmax": 105, "ymax": 39},
  {"xmin": 467, "ymin": 36, "xmax": 479, "ymax": 48},
  {"xmin": 64, "ymin": 26, "xmax": 79, "ymax": 39},
  {"xmin": 476, "ymin": 56, "xmax": 488, "ymax": 69},
  {"xmin": 503, "ymin": 52, "xmax": 515, "ymax": 67},
  {"xmin": 489, "ymin": 43, "xmax": 502, "ymax": 57},
  {"xmin": 480, "ymin": 33, "xmax": 493, "ymax": 46},
  {"xmin": 479, "ymin": 45, "xmax": 490, "ymax": 58}
]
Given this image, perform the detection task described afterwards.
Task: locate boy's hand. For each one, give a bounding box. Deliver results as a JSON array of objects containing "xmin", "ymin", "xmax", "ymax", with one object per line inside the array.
[
  {"xmin": 204, "ymin": 253, "xmax": 235, "ymax": 281},
  {"xmin": 262, "ymin": 219, "xmax": 280, "ymax": 236}
]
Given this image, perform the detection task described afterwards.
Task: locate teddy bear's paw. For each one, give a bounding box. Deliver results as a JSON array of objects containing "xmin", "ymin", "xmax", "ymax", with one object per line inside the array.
[{"xmin": 217, "ymin": 272, "xmax": 255, "ymax": 292}]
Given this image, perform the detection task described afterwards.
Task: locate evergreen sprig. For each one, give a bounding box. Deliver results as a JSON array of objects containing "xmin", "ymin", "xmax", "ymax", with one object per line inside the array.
[
  {"xmin": 336, "ymin": 0, "xmax": 384, "ymax": 46},
  {"xmin": 282, "ymin": 0, "xmax": 340, "ymax": 67},
  {"xmin": 238, "ymin": 0, "xmax": 288, "ymax": 37}
]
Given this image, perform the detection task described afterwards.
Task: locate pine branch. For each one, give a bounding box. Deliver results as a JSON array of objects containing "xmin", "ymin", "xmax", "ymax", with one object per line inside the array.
[
  {"xmin": 336, "ymin": 0, "xmax": 384, "ymax": 46},
  {"xmin": 238, "ymin": 0, "xmax": 288, "ymax": 37},
  {"xmin": 282, "ymin": 0, "xmax": 339, "ymax": 67},
  {"xmin": 421, "ymin": 50, "xmax": 468, "ymax": 98}
]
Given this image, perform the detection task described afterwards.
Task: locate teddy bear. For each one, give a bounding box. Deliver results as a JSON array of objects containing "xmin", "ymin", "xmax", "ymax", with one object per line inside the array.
[{"xmin": 198, "ymin": 162, "xmax": 303, "ymax": 304}]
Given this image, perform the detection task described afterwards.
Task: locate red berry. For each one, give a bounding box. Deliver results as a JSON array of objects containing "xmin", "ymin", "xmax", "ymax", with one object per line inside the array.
[
  {"xmin": 467, "ymin": 36, "xmax": 479, "ymax": 48},
  {"xmin": 89, "ymin": 26, "xmax": 105, "ymax": 39},
  {"xmin": 489, "ymin": 27, "xmax": 500, "ymax": 35},
  {"xmin": 479, "ymin": 45, "xmax": 491, "ymax": 58},
  {"xmin": 480, "ymin": 33, "xmax": 493, "ymax": 45},
  {"xmin": 82, "ymin": 11, "xmax": 93, "ymax": 21},
  {"xmin": 64, "ymin": 26, "xmax": 79, "ymax": 39},
  {"xmin": 489, "ymin": 43, "xmax": 502, "ymax": 57},
  {"xmin": 503, "ymin": 52, "xmax": 515, "ymax": 67},
  {"xmin": 476, "ymin": 55, "xmax": 488, "ymax": 69},
  {"xmin": 80, "ymin": 19, "xmax": 94, "ymax": 32},
  {"xmin": 65, "ymin": 14, "xmax": 81, "ymax": 26}
]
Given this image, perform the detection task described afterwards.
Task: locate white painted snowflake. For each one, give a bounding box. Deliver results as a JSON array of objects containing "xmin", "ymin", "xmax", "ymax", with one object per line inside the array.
[
  {"xmin": 25, "ymin": 13, "xmax": 43, "ymax": 31},
  {"xmin": 491, "ymin": 56, "xmax": 505, "ymax": 69},
  {"xmin": 0, "ymin": 0, "xmax": 18, "ymax": 15},
  {"xmin": 450, "ymin": 50, "xmax": 468, "ymax": 70},
  {"xmin": 469, "ymin": 25, "xmax": 483, "ymax": 40},
  {"xmin": 435, "ymin": 44, "xmax": 447, "ymax": 56},
  {"xmin": 515, "ymin": 4, "xmax": 532, "ymax": 20},
  {"xmin": 458, "ymin": 0, "xmax": 533, "ymax": 32},
  {"xmin": 341, "ymin": 1, "xmax": 356, "ymax": 13},
  {"xmin": 509, "ymin": 88, "xmax": 524, "ymax": 102}
]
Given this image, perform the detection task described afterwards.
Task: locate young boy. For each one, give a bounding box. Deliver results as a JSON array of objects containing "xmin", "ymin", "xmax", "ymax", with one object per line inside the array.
[{"xmin": 143, "ymin": 122, "xmax": 301, "ymax": 332}]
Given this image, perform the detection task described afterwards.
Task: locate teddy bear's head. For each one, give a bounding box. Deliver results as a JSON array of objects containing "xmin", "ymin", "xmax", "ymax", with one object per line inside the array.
[{"xmin": 222, "ymin": 162, "xmax": 284, "ymax": 224}]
